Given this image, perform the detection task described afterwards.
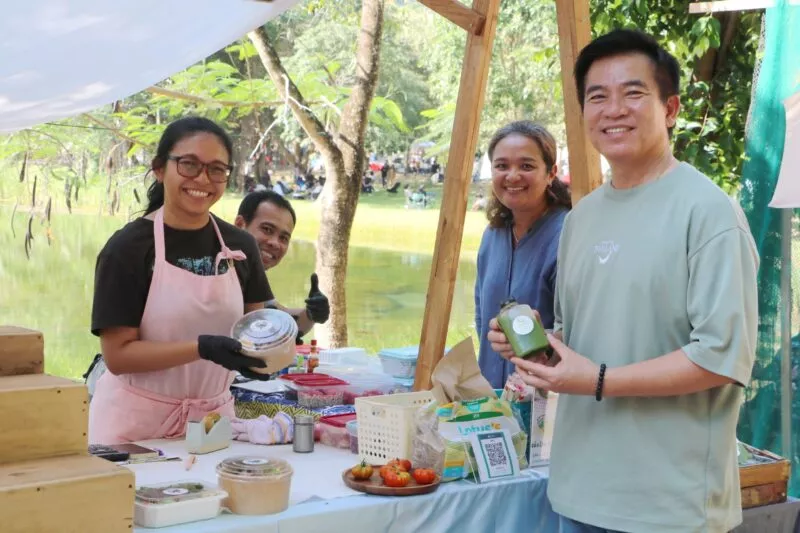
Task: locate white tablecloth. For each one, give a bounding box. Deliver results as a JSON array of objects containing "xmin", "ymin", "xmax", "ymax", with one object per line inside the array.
[
  {"xmin": 130, "ymin": 439, "xmax": 360, "ymax": 503},
  {"xmin": 128, "ymin": 439, "xmax": 557, "ymax": 533}
]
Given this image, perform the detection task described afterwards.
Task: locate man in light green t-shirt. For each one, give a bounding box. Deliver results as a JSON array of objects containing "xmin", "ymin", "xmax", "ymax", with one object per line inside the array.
[{"xmin": 488, "ymin": 29, "xmax": 758, "ymax": 533}]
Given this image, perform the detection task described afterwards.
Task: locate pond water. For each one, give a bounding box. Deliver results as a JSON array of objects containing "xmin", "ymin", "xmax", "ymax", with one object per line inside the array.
[{"xmin": 0, "ymin": 209, "xmax": 477, "ymax": 379}]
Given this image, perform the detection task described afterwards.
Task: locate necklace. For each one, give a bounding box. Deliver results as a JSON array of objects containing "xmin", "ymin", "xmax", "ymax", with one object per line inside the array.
[{"xmin": 512, "ymin": 207, "xmax": 550, "ymax": 247}]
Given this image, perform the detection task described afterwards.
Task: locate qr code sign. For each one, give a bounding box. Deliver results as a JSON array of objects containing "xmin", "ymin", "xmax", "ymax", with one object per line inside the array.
[
  {"xmin": 480, "ymin": 434, "xmax": 513, "ymax": 478},
  {"xmin": 485, "ymin": 439, "xmax": 508, "ymax": 468}
]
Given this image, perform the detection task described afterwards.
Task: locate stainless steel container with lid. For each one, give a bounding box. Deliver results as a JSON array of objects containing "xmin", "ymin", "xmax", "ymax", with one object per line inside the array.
[{"xmin": 293, "ymin": 414, "xmax": 315, "ymax": 453}]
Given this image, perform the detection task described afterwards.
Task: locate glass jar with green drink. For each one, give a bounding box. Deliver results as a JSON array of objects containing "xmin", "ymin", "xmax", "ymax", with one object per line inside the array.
[{"xmin": 496, "ymin": 299, "xmax": 550, "ymax": 359}]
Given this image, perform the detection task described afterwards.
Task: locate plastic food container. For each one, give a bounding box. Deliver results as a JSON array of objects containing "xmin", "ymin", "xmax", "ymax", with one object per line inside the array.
[
  {"xmin": 317, "ymin": 413, "xmax": 357, "ymax": 449},
  {"xmin": 378, "ymin": 346, "xmax": 420, "ymax": 378},
  {"xmin": 324, "ymin": 368, "xmax": 396, "ymax": 404},
  {"xmin": 134, "ymin": 480, "xmax": 227, "ymax": 528},
  {"xmin": 231, "ymin": 309, "xmax": 298, "ymax": 375},
  {"xmin": 216, "ymin": 456, "xmax": 293, "ymax": 515},
  {"xmin": 279, "ymin": 373, "xmax": 349, "ymax": 408},
  {"xmin": 346, "ymin": 420, "xmax": 359, "ymax": 454},
  {"xmin": 318, "ymin": 347, "xmax": 369, "ymax": 366},
  {"xmin": 392, "ymin": 376, "xmax": 415, "ymax": 393}
]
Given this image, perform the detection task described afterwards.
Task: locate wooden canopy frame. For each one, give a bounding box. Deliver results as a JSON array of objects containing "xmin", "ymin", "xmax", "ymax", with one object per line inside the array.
[{"xmin": 413, "ymin": 0, "xmax": 601, "ymax": 390}]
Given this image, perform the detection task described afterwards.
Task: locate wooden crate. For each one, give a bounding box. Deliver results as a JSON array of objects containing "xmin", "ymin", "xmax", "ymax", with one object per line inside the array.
[
  {"xmin": 0, "ymin": 374, "xmax": 87, "ymax": 464},
  {"xmin": 0, "ymin": 454, "xmax": 134, "ymax": 532},
  {"xmin": 739, "ymin": 446, "xmax": 790, "ymax": 509},
  {"xmin": 0, "ymin": 326, "xmax": 44, "ymax": 377}
]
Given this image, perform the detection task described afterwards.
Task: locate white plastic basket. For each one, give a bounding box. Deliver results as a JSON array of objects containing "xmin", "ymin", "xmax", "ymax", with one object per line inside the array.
[{"xmin": 355, "ymin": 391, "xmax": 435, "ymax": 463}]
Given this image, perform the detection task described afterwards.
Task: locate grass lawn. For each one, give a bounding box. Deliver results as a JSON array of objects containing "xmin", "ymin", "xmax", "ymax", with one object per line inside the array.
[{"xmin": 213, "ymin": 176, "xmax": 490, "ymax": 258}]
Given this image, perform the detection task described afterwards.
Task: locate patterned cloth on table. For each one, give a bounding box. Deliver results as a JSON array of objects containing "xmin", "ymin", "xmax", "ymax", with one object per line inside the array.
[{"xmin": 232, "ymin": 387, "xmax": 355, "ymax": 421}]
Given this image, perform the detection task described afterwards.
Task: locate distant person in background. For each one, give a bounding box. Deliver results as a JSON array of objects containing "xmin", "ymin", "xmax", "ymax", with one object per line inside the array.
[
  {"xmin": 362, "ymin": 173, "xmax": 375, "ymax": 194},
  {"xmin": 259, "ymin": 169, "xmax": 272, "ymax": 190},
  {"xmin": 381, "ymin": 163, "xmax": 389, "ymax": 187},
  {"xmin": 310, "ymin": 180, "xmax": 323, "ymax": 201},
  {"xmin": 273, "ymin": 179, "xmax": 289, "ymax": 197},
  {"xmin": 235, "ymin": 191, "xmax": 330, "ymax": 337},
  {"xmin": 471, "ymin": 192, "xmax": 487, "ymax": 211},
  {"xmin": 474, "ymin": 121, "xmax": 571, "ymax": 389},
  {"xmin": 403, "ymin": 184, "xmax": 413, "ymax": 208}
]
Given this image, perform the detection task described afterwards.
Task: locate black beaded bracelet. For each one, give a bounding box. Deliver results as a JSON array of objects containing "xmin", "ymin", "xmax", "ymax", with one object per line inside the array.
[{"xmin": 595, "ymin": 363, "xmax": 607, "ymax": 402}]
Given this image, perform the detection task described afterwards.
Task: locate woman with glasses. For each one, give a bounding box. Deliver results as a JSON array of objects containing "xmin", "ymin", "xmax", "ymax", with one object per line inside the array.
[{"xmin": 88, "ymin": 117, "xmax": 271, "ymax": 444}]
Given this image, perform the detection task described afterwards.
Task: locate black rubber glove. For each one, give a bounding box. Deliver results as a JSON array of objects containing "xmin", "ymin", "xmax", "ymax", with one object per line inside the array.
[
  {"xmin": 304, "ymin": 273, "xmax": 330, "ymax": 324},
  {"xmin": 197, "ymin": 335, "xmax": 270, "ymax": 381}
]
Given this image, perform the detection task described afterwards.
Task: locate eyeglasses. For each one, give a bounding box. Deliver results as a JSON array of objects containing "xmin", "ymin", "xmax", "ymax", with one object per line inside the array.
[{"xmin": 167, "ymin": 155, "xmax": 233, "ymax": 183}]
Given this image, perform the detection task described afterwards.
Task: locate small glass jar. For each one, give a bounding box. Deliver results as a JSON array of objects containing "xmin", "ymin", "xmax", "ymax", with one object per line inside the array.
[{"xmin": 496, "ymin": 299, "xmax": 550, "ymax": 358}]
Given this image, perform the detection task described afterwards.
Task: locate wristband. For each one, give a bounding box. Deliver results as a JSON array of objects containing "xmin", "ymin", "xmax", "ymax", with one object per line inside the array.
[{"xmin": 595, "ymin": 363, "xmax": 607, "ymax": 402}]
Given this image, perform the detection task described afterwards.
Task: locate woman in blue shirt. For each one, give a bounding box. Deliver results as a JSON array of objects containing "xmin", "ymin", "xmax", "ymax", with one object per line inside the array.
[{"xmin": 475, "ymin": 121, "xmax": 572, "ymax": 388}]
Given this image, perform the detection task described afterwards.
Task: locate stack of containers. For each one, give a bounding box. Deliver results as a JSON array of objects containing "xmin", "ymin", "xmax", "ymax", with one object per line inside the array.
[
  {"xmin": 378, "ymin": 347, "xmax": 420, "ymax": 388},
  {"xmin": 278, "ymin": 374, "xmax": 349, "ymax": 408},
  {"xmin": 323, "ymin": 367, "xmax": 396, "ymax": 404}
]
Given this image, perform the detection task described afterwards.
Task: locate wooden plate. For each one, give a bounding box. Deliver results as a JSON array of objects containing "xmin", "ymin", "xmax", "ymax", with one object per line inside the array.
[{"xmin": 342, "ymin": 467, "xmax": 441, "ymax": 496}]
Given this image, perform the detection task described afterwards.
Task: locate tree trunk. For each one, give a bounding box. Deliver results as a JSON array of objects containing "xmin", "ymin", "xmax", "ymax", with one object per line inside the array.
[
  {"xmin": 248, "ymin": 0, "xmax": 385, "ymax": 347},
  {"xmin": 233, "ymin": 112, "xmax": 260, "ymax": 191}
]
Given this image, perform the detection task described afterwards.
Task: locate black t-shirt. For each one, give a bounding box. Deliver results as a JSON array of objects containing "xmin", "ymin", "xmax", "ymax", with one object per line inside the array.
[{"xmin": 91, "ymin": 214, "xmax": 272, "ymax": 336}]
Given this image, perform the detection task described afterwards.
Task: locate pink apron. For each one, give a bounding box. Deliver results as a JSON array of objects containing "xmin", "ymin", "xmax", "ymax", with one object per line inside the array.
[{"xmin": 89, "ymin": 207, "xmax": 246, "ymax": 444}]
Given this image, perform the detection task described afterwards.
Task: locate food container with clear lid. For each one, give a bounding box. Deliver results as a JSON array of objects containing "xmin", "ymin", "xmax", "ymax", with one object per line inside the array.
[
  {"xmin": 323, "ymin": 367, "xmax": 396, "ymax": 404},
  {"xmin": 317, "ymin": 413, "xmax": 357, "ymax": 449},
  {"xmin": 216, "ymin": 456, "xmax": 293, "ymax": 515},
  {"xmin": 279, "ymin": 373, "xmax": 349, "ymax": 408},
  {"xmin": 346, "ymin": 420, "xmax": 359, "ymax": 454},
  {"xmin": 134, "ymin": 480, "xmax": 227, "ymax": 528},
  {"xmin": 231, "ymin": 309, "xmax": 298, "ymax": 375},
  {"xmin": 378, "ymin": 346, "xmax": 420, "ymax": 378}
]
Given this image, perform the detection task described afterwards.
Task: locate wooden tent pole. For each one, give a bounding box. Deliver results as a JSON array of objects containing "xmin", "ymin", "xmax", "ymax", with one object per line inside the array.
[
  {"xmin": 555, "ymin": 0, "xmax": 603, "ymax": 203},
  {"xmin": 413, "ymin": 0, "xmax": 501, "ymax": 391}
]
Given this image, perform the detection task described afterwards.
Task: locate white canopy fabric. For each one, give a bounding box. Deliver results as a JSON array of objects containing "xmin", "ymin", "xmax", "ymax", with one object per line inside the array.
[
  {"xmin": 0, "ymin": 0, "xmax": 302, "ymax": 133},
  {"xmin": 769, "ymin": 90, "xmax": 800, "ymax": 208}
]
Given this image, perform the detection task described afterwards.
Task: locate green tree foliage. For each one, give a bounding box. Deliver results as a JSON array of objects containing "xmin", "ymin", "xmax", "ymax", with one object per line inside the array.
[
  {"xmin": 417, "ymin": 0, "xmax": 564, "ymax": 159},
  {"xmin": 591, "ymin": 0, "xmax": 761, "ymax": 191}
]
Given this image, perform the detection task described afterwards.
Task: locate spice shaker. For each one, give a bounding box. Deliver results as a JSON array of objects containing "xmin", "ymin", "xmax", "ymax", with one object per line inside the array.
[
  {"xmin": 293, "ymin": 414, "xmax": 315, "ymax": 453},
  {"xmin": 496, "ymin": 299, "xmax": 550, "ymax": 359}
]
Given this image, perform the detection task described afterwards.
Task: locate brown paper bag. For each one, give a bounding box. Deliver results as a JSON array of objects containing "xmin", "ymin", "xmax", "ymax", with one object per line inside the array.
[{"xmin": 429, "ymin": 337, "xmax": 495, "ymax": 404}]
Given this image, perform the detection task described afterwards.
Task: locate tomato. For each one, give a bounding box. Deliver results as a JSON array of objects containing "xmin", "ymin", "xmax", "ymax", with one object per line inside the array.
[
  {"xmin": 383, "ymin": 468, "xmax": 411, "ymax": 487},
  {"xmin": 379, "ymin": 464, "xmax": 399, "ymax": 480},
  {"xmin": 387, "ymin": 458, "xmax": 412, "ymax": 472},
  {"xmin": 412, "ymin": 468, "xmax": 437, "ymax": 485},
  {"xmin": 351, "ymin": 460, "xmax": 373, "ymax": 481}
]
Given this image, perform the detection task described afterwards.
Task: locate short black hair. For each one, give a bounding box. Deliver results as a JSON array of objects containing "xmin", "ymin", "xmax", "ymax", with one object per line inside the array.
[
  {"xmin": 574, "ymin": 29, "xmax": 680, "ymax": 109},
  {"xmin": 237, "ymin": 190, "xmax": 297, "ymax": 226}
]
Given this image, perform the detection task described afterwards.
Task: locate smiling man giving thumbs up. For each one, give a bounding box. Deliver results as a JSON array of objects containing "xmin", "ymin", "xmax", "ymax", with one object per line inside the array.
[{"xmin": 234, "ymin": 191, "xmax": 330, "ymax": 337}]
